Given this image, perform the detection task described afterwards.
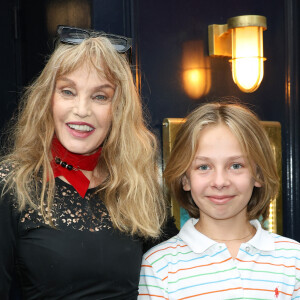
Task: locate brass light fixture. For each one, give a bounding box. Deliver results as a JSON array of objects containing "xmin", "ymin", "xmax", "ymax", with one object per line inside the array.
[{"xmin": 208, "ymin": 15, "xmax": 267, "ymax": 93}]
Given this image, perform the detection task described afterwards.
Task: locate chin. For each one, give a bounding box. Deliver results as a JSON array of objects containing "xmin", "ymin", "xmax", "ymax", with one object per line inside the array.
[
  {"xmin": 74, "ymin": 149, "xmax": 98, "ymax": 155},
  {"xmin": 65, "ymin": 145, "xmax": 97, "ymax": 155}
]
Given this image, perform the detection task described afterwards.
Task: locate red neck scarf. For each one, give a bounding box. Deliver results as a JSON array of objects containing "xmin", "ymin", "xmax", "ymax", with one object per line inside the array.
[{"xmin": 51, "ymin": 137, "xmax": 102, "ymax": 198}]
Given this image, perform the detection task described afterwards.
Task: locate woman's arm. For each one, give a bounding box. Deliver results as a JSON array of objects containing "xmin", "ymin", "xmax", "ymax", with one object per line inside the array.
[{"xmin": 0, "ymin": 195, "xmax": 17, "ymax": 299}]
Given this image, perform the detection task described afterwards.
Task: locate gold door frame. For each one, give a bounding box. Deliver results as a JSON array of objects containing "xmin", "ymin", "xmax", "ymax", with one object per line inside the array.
[{"xmin": 162, "ymin": 118, "xmax": 282, "ymax": 234}]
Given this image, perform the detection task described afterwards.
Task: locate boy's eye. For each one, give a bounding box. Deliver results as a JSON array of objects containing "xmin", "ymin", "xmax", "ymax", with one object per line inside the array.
[
  {"xmin": 231, "ymin": 163, "xmax": 242, "ymax": 170},
  {"xmin": 198, "ymin": 165, "xmax": 210, "ymax": 171}
]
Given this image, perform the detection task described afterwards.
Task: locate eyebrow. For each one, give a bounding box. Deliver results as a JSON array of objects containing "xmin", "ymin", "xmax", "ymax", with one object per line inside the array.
[
  {"xmin": 56, "ymin": 77, "xmax": 115, "ymax": 91},
  {"xmin": 194, "ymin": 155, "xmax": 245, "ymax": 161}
]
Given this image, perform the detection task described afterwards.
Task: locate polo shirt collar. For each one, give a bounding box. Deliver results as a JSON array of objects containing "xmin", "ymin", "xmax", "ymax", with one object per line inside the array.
[
  {"xmin": 178, "ymin": 218, "xmax": 217, "ymax": 253},
  {"xmin": 247, "ymin": 219, "xmax": 275, "ymax": 251},
  {"xmin": 178, "ymin": 218, "xmax": 275, "ymax": 254}
]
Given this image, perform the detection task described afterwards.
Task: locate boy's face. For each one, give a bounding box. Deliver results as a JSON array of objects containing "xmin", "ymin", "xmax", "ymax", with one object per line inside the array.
[{"xmin": 182, "ymin": 124, "xmax": 261, "ymax": 225}]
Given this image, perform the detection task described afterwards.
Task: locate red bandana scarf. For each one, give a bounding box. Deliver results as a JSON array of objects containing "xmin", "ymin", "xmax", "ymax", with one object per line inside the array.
[{"xmin": 51, "ymin": 136, "xmax": 102, "ymax": 198}]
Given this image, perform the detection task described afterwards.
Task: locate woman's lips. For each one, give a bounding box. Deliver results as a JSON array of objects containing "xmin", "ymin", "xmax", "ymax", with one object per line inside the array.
[{"xmin": 66, "ymin": 122, "xmax": 95, "ymax": 138}]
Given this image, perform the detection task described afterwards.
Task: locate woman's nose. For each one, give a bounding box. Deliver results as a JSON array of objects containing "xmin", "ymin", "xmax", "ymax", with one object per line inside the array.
[{"xmin": 72, "ymin": 96, "xmax": 91, "ymax": 118}]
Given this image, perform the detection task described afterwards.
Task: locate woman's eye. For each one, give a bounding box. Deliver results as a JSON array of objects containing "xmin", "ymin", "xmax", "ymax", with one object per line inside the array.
[
  {"xmin": 94, "ymin": 94, "xmax": 107, "ymax": 101},
  {"xmin": 61, "ymin": 89, "xmax": 74, "ymax": 96},
  {"xmin": 231, "ymin": 163, "xmax": 242, "ymax": 170}
]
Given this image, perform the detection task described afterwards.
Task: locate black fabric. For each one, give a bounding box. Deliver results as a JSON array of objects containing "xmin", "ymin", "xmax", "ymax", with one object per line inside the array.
[
  {"xmin": 142, "ymin": 216, "xmax": 179, "ymax": 253},
  {"xmin": 0, "ymin": 165, "xmax": 178, "ymax": 300}
]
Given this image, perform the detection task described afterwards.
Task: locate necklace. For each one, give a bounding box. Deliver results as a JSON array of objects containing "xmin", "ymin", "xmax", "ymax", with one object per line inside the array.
[
  {"xmin": 212, "ymin": 228, "xmax": 255, "ymax": 242},
  {"xmin": 51, "ymin": 136, "xmax": 102, "ymax": 198}
]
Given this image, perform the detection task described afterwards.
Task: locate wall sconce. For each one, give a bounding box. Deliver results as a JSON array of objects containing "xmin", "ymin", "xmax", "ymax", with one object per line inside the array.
[{"xmin": 208, "ymin": 15, "xmax": 267, "ymax": 93}]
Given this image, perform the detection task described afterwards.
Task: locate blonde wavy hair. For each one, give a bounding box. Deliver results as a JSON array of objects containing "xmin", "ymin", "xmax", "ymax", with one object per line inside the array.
[
  {"xmin": 164, "ymin": 102, "xmax": 279, "ymax": 224},
  {"xmin": 2, "ymin": 35, "xmax": 166, "ymax": 238}
]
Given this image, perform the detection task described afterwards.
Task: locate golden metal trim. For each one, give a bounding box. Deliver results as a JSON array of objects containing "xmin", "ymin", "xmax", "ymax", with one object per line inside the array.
[
  {"xmin": 208, "ymin": 15, "xmax": 267, "ymax": 57},
  {"xmin": 227, "ymin": 15, "xmax": 267, "ymax": 30},
  {"xmin": 208, "ymin": 24, "xmax": 231, "ymax": 57}
]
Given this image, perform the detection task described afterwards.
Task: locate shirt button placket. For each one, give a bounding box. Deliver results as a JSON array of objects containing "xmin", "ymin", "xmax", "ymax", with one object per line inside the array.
[{"xmin": 238, "ymin": 244, "xmax": 252, "ymax": 299}]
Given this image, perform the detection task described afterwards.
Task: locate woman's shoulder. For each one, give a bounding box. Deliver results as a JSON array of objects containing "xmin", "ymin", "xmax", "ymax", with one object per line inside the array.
[
  {"xmin": 0, "ymin": 161, "xmax": 14, "ymax": 174},
  {"xmin": 0, "ymin": 163, "xmax": 19, "ymax": 212},
  {"xmin": 0, "ymin": 161, "xmax": 14, "ymax": 184}
]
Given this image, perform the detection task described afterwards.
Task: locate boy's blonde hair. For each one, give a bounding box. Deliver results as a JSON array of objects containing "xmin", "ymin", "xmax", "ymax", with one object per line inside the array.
[{"xmin": 164, "ymin": 102, "xmax": 279, "ymax": 223}]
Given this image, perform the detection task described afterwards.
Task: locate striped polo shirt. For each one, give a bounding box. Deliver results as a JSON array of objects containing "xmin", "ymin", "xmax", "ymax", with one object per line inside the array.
[{"xmin": 138, "ymin": 218, "xmax": 300, "ymax": 299}]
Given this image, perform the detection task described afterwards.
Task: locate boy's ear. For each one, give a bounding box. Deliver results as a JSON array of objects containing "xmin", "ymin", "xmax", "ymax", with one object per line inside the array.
[
  {"xmin": 182, "ymin": 174, "xmax": 191, "ymax": 191},
  {"xmin": 254, "ymin": 168, "xmax": 262, "ymax": 187},
  {"xmin": 254, "ymin": 180, "xmax": 262, "ymax": 188}
]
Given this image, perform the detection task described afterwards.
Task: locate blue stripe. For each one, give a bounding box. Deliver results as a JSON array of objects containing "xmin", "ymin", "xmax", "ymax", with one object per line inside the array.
[
  {"xmin": 168, "ymin": 276, "xmax": 240, "ymax": 294},
  {"xmin": 241, "ymin": 277, "xmax": 295, "ymax": 287},
  {"xmin": 140, "ymin": 274, "xmax": 162, "ymax": 281},
  {"xmin": 240, "ymin": 249, "xmax": 300, "ymax": 261},
  {"xmin": 272, "ymin": 234, "xmax": 281, "ymax": 239},
  {"xmin": 157, "ymin": 248, "xmax": 228, "ymax": 273}
]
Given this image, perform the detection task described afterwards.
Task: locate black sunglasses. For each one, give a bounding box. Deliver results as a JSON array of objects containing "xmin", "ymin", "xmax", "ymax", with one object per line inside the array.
[{"xmin": 57, "ymin": 25, "xmax": 132, "ymax": 54}]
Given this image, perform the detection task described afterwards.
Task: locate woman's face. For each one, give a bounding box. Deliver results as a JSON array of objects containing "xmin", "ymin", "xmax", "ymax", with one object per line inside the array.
[{"xmin": 52, "ymin": 63, "xmax": 115, "ymax": 155}]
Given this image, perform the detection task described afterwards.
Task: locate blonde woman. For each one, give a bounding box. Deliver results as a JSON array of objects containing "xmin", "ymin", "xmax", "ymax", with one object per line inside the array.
[
  {"xmin": 0, "ymin": 26, "xmax": 176, "ymax": 299},
  {"xmin": 139, "ymin": 102, "xmax": 300, "ymax": 299}
]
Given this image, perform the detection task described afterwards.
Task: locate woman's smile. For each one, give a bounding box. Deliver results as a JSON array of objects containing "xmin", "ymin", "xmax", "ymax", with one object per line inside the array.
[
  {"xmin": 67, "ymin": 122, "xmax": 95, "ymax": 132},
  {"xmin": 66, "ymin": 122, "xmax": 96, "ymax": 138}
]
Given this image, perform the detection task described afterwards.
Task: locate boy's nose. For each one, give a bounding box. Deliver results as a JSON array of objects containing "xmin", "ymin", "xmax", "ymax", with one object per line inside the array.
[{"xmin": 211, "ymin": 169, "xmax": 230, "ymax": 190}]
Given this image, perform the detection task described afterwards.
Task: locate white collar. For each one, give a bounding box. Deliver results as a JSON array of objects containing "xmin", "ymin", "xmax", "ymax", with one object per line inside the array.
[
  {"xmin": 178, "ymin": 218, "xmax": 275, "ymax": 254},
  {"xmin": 248, "ymin": 219, "xmax": 275, "ymax": 251}
]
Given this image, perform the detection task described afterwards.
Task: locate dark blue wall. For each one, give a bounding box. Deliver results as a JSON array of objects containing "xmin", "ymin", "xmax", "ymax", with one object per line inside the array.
[
  {"xmin": 134, "ymin": 0, "xmax": 299, "ymax": 241},
  {"xmin": 93, "ymin": 0, "xmax": 300, "ymax": 241},
  {"xmin": 0, "ymin": 0, "xmax": 298, "ymax": 244},
  {"xmin": 137, "ymin": 0, "xmax": 285, "ymax": 131},
  {"xmin": 3, "ymin": 2, "xmax": 297, "ymax": 299}
]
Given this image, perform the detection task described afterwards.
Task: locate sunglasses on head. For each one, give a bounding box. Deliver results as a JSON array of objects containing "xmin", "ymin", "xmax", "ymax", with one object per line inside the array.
[{"xmin": 57, "ymin": 25, "xmax": 132, "ymax": 54}]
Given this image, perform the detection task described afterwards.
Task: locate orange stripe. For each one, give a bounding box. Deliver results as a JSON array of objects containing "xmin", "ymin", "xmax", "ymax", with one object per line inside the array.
[
  {"xmin": 236, "ymin": 258, "xmax": 298, "ymax": 269},
  {"xmin": 140, "ymin": 287, "xmax": 293, "ymax": 299},
  {"xmin": 244, "ymin": 287, "xmax": 292, "ymax": 296},
  {"xmin": 162, "ymin": 275, "xmax": 168, "ymax": 281},
  {"xmin": 169, "ymin": 257, "xmax": 232, "ymax": 274},
  {"xmin": 178, "ymin": 287, "xmax": 242, "ymax": 299},
  {"xmin": 146, "ymin": 244, "xmax": 188, "ymax": 259},
  {"xmin": 275, "ymin": 240, "xmax": 300, "ymax": 245},
  {"xmin": 141, "ymin": 264, "xmax": 152, "ymax": 268},
  {"xmin": 139, "ymin": 294, "xmax": 168, "ymax": 299}
]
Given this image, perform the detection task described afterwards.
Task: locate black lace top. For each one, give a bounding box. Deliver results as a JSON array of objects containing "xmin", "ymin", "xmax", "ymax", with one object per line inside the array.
[{"xmin": 0, "ymin": 165, "xmax": 178, "ymax": 300}]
